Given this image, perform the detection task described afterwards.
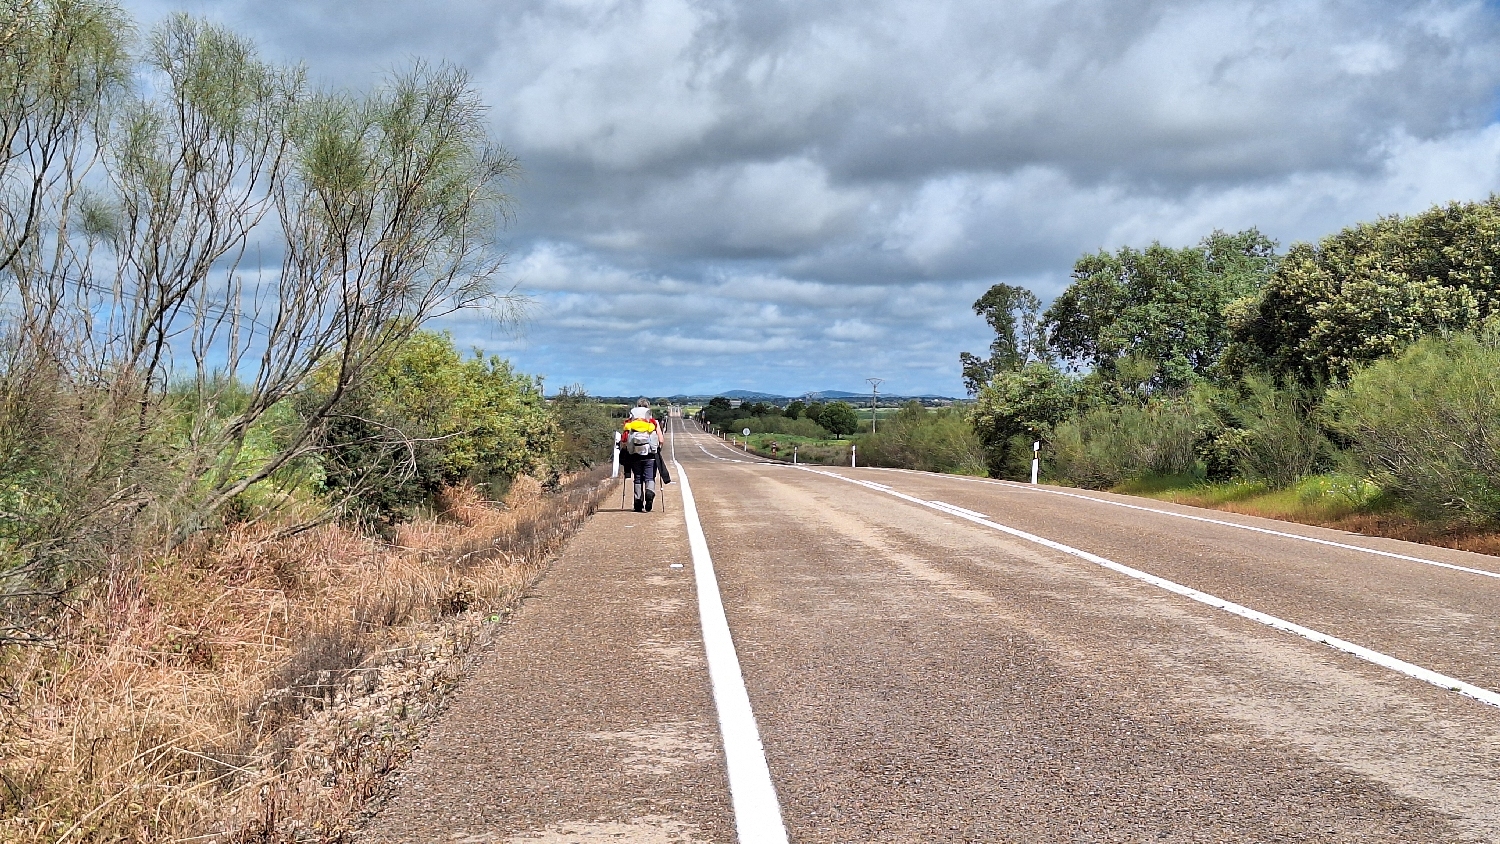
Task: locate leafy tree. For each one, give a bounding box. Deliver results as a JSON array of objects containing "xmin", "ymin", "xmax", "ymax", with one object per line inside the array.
[
  {"xmin": 701, "ymin": 396, "xmax": 738, "ymax": 429},
  {"xmin": 968, "ymin": 363, "xmax": 1081, "ymax": 476},
  {"xmin": 1044, "ymin": 229, "xmax": 1278, "ymax": 393},
  {"xmin": 784, "ymin": 400, "xmax": 807, "ymax": 420},
  {"xmin": 819, "ymin": 401, "xmax": 860, "ymax": 438},
  {"xmin": 959, "ymin": 283, "xmax": 1045, "ymax": 395},
  {"xmin": 804, "ymin": 402, "xmax": 825, "ymax": 426},
  {"xmin": 1227, "ymin": 198, "xmax": 1500, "ymax": 383}
]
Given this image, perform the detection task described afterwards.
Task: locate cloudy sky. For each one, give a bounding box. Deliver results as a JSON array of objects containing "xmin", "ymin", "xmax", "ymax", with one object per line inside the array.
[{"xmin": 122, "ymin": 0, "xmax": 1500, "ymax": 396}]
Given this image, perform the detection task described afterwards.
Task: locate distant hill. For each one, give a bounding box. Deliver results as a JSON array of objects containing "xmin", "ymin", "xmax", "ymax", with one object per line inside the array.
[
  {"xmin": 654, "ymin": 386, "xmax": 960, "ymax": 404},
  {"xmin": 720, "ymin": 389, "xmax": 786, "ymax": 399}
]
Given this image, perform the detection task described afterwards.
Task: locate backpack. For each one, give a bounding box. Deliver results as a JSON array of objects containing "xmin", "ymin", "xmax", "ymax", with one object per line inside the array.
[{"xmin": 628, "ymin": 429, "xmax": 658, "ymax": 456}]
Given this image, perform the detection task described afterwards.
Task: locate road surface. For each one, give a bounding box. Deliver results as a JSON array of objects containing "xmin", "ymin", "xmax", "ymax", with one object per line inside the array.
[{"xmin": 360, "ymin": 413, "xmax": 1500, "ymax": 843}]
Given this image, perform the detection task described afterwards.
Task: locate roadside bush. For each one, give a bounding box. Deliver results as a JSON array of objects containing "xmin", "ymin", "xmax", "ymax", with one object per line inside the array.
[
  {"xmin": 728, "ymin": 415, "xmax": 830, "ymax": 439},
  {"xmin": 1326, "ymin": 331, "xmax": 1500, "ymax": 525},
  {"xmin": 1049, "ymin": 400, "xmax": 1200, "ymax": 489},
  {"xmin": 549, "ymin": 385, "xmax": 617, "ymax": 471},
  {"xmin": 969, "ymin": 363, "xmax": 1080, "ymax": 476},
  {"xmin": 308, "ymin": 331, "xmax": 555, "ymax": 525},
  {"xmin": 1226, "ymin": 377, "xmax": 1332, "ymax": 488},
  {"xmin": 858, "ymin": 403, "xmax": 986, "ymax": 474}
]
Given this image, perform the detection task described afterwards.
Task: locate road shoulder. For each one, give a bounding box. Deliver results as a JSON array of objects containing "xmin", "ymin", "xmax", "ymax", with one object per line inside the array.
[{"xmin": 356, "ymin": 485, "xmax": 733, "ymax": 844}]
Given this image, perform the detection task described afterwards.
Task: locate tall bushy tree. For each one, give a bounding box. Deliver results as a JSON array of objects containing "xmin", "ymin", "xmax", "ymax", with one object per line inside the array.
[
  {"xmin": 1044, "ymin": 229, "xmax": 1278, "ymax": 393},
  {"xmin": 1227, "ymin": 198, "xmax": 1500, "ymax": 383},
  {"xmin": 819, "ymin": 401, "xmax": 860, "ymax": 438},
  {"xmin": 959, "ymin": 283, "xmax": 1045, "ymax": 395}
]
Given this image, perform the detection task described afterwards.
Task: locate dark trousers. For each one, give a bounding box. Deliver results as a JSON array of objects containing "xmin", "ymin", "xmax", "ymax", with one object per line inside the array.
[{"xmin": 630, "ymin": 455, "xmax": 657, "ymax": 503}]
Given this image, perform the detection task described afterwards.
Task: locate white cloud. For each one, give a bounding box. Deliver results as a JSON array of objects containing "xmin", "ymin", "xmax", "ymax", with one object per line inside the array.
[{"xmin": 109, "ymin": 0, "xmax": 1500, "ymax": 395}]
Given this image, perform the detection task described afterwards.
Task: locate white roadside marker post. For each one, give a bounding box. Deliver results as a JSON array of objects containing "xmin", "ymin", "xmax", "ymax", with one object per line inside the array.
[
  {"xmin": 612, "ymin": 432, "xmax": 621, "ymax": 478},
  {"xmin": 1031, "ymin": 440, "xmax": 1040, "ymax": 485},
  {"xmin": 793, "ymin": 446, "xmax": 797, "ymax": 465},
  {"xmin": 851, "ymin": 443, "xmax": 857, "ymax": 468}
]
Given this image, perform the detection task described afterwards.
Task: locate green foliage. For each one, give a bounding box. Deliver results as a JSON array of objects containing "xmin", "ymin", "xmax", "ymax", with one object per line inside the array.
[
  {"xmin": 1229, "ymin": 198, "xmax": 1500, "ymax": 383},
  {"xmin": 549, "ymin": 385, "xmax": 616, "ymax": 472},
  {"xmin": 1044, "ymin": 229, "xmax": 1278, "ymax": 392},
  {"xmin": 960, "ymin": 283, "xmax": 1046, "ymax": 394},
  {"xmin": 728, "ymin": 415, "xmax": 829, "ymax": 439},
  {"xmin": 1048, "ymin": 400, "xmax": 1201, "ymax": 489},
  {"xmin": 700, "ymin": 397, "xmax": 740, "ymax": 430},
  {"xmin": 784, "ymin": 400, "xmax": 806, "ymax": 420},
  {"xmin": 857, "ymin": 403, "xmax": 986, "ymax": 474},
  {"xmin": 968, "ymin": 363, "xmax": 1080, "ymax": 475},
  {"xmin": 1325, "ymin": 331, "xmax": 1500, "ymax": 525},
  {"xmin": 818, "ymin": 401, "xmax": 860, "ymax": 438},
  {"xmin": 1218, "ymin": 377, "xmax": 1331, "ymax": 488},
  {"xmin": 309, "ymin": 331, "xmax": 554, "ymax": 524}
]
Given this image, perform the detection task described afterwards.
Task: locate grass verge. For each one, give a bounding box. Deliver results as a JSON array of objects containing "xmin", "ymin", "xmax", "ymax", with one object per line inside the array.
[
  {"xmin": 1115, "ymin": 472, "xmax": 1500, "ymax": 557},
  {"xmin": 0, "ymin": 467, "xmax": 612, "ymax": 843},
  {"xmin": 738, "ymin": 433, "xmax": 850, "ymax": 464}
]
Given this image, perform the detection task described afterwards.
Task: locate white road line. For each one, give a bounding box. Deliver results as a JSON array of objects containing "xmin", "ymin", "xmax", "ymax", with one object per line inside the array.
[
  {"xmin": 697, "ymin": 443, "xmax": 743, "ymax": 462},
  {"xmin": 927, "ymin": 500, "xmax": 990, "ymax": 520},
  {"xmin": 800, "ymin": 466, "xmax": 1500, "ymax": 712},
  {"xmin": 675, "ymin": 461, "xmax": 790, "ymax": 844},
  {"xmin": 866, "ymin": 468, "xmax": 1500, "ymax": 582}
]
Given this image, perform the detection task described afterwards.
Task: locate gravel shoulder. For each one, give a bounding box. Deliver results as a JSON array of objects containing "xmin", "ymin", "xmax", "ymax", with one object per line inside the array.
[{"xmin": 356, "ymin": 479, "xmax": 733, "ymax": 844}]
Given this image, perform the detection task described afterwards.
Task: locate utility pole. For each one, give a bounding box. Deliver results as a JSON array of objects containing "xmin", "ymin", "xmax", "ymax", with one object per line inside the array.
[{"xmin": 866, "ymin": 377, "xmax": 884, "ymax": 434}]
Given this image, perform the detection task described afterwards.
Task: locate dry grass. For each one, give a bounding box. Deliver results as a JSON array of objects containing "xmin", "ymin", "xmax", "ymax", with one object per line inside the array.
[
  {"xmin": 0, "ymin": 467, "xmax": 610, "ymax": 844},
  {"xmin": 1128, "ymin": 477, "xmax": 1500, "ymax": 558}
]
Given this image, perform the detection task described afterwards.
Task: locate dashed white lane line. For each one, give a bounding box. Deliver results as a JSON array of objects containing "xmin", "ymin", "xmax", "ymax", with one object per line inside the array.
[
  {"xmin": 866, "ymin": 467, "xmax": 1500, "ymax": 582},
  {"xmin": 801, "ymin": 466, "xmax": 1500, "ymax": 712},
  {"xmin": 675, "ymin": 461, "xmax": 789, "ymax": 844}
]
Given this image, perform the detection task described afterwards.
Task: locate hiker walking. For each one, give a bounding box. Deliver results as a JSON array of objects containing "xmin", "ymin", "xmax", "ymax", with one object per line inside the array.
[{"xmin": 621, "ymin": 398, "xmax": 671, "ymax": 512}]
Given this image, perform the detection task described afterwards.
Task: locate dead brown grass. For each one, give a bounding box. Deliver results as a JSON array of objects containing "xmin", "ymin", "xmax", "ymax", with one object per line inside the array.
[{"xmin": 0, "ymin": 467, "xmax": 610, "ymax": 844}]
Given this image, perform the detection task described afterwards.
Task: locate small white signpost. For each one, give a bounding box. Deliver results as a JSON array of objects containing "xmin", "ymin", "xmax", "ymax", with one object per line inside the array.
[
  {"xmin": 612, "ymin": 431, "xmax": 621, "ymax": 478},
  {"xmin": 1031, "ymin": 440, "xmax": 1040, "ymax": 485}
]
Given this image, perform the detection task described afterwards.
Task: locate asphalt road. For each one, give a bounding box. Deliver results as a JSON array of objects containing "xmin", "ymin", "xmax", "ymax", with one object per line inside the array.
[{"xmin": 362, "ymin": 414, "xmax": 1500, "ymax": 843}]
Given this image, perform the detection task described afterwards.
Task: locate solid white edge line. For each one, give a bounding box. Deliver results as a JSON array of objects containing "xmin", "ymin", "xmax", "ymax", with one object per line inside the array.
[
  {"xmin": 799, "ymin": 466, "xmax": 1500, "ymax": 712},
  {"xmin": 675, "ymin": 461, "xmax": 790, "ymax": 844},
  {"xmin": 870, "ymin": 467, "xmax": 1500, "ymax": 582}
]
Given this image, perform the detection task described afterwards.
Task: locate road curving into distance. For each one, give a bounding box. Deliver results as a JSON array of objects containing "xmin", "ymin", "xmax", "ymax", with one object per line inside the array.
[{"xmin": 672, "ymin": 415, "xmax": 1500, "ymax": 842}]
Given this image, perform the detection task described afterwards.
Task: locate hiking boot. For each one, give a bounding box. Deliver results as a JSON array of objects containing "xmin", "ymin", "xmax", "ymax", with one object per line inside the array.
[
  {"xmin": 633, "ymin": 499, "xmax": 644, "ymax": 512},
  {"xmin": 645, "ymin": 491, "xmax": 655, "ymax": 512}
]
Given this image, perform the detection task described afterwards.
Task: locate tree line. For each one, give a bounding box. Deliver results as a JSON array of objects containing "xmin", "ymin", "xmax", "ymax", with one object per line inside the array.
[{"xmin": 963, "ymin": 198, "xmax": 1500, "ymax": 526}]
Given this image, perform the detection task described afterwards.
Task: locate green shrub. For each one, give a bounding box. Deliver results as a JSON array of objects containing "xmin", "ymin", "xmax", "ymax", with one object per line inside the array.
[
  {"xmin": 1225, "ymin": 377, "xmax": 1332, "ymax": 488},
  {"xmin": 728, "ymin": 415, "xmax": 830, "ymax": 439},
  {"xmin": 1049, "ymin": 400, "xmax": 1200, "ymax": 489},
  {"xmin": 1326, "ymin": 331, "xmax": 1500, "ymax": 525},
  {"xmin": 858, "ymin": 403, "xmax": 986, "ymax": 474},
  {"xmin": 549, "ymin": 386, "xmax": 617, "ymax": 472},
  {"xmin": 969, "ymin": 363, "xmax": 1080, "ymax": 476},
  {"xmin": 307, "ymin": 331, "xmax": 555, "ymax": 524}
]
